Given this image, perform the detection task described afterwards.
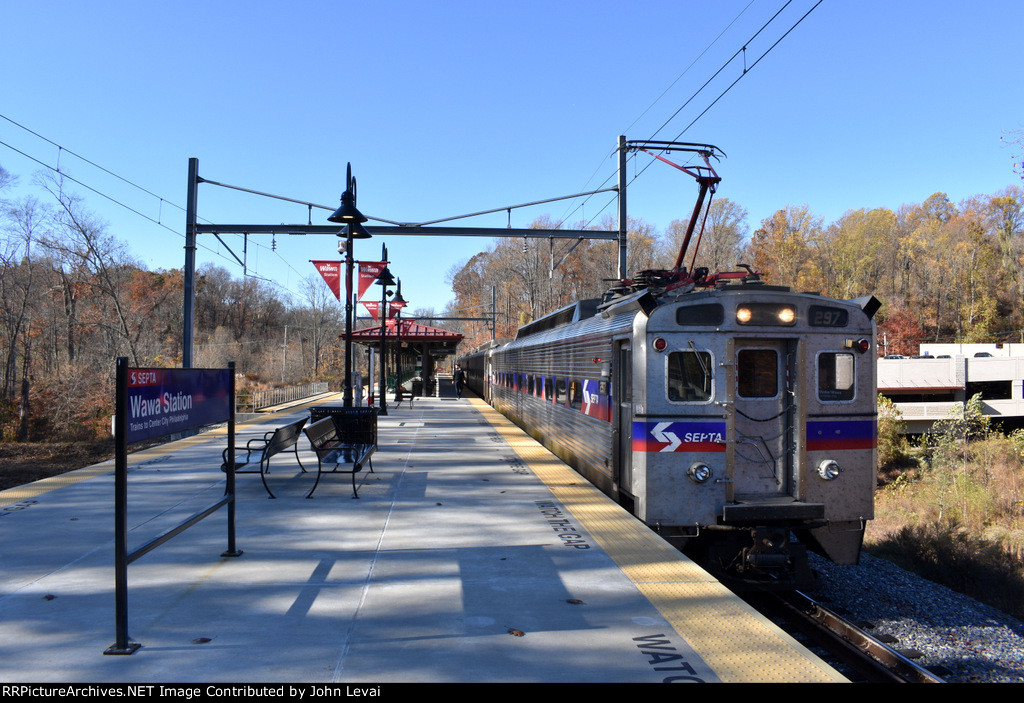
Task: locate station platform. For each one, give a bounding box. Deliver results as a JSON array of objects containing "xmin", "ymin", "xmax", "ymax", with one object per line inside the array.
[{"xmin": 0, "ymin": 393, "xmax": 845, "ymax": 684}]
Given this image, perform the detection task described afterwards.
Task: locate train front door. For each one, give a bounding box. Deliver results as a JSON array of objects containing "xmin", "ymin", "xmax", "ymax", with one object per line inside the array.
[{"xmin": 732, "ymin": 338, "xmax": 795, "ymax": 499}]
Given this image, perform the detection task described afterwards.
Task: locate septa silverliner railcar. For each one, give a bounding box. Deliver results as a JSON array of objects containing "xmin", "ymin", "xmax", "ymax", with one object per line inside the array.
[{"xmin": 461, "ymin": 279, "xmax": 880, "ymax": 586}]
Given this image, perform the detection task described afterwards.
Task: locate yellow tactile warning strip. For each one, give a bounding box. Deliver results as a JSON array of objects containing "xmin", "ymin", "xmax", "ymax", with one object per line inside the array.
[
  {"xmin": 467, "ymin": 395, "xmax": 846, "ymax": 684},
  {"xmin": 0, "ymin": 393, "xmax": 343, "ymax": 507}
]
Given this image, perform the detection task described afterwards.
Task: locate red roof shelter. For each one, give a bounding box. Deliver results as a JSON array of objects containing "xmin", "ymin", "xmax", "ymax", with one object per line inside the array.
[{"xmin": 349, "ymin": 319, "xmax": 464, "ymax": 397}]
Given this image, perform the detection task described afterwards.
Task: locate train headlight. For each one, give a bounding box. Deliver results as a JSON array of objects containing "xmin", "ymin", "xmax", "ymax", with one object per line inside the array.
[
  {"xmin": 735, "ymin": 304, "xmax": 796, "ymax": 325},
  {"xmin": 817, "ymin": 459, "xmax": 842, "ymax": 480},
  {"xmin": 688, "ymin": 462, "xmax": 713, "ymax": 484}
]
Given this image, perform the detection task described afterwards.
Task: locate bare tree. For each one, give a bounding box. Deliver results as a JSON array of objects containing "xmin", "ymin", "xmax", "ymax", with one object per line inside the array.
[
  {"xmin": 297, "ymin": 274, "xmax": 344, "ymax": 380},
  {"xmin": 37, "ymin": 174, "xmax": 144, "ymax": 365}
]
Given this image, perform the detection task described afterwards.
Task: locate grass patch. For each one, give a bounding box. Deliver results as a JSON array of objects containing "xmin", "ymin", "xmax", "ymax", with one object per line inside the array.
[{"xmin": 869, "ymin": 395, "xmax": 1024, "ymax": 620}]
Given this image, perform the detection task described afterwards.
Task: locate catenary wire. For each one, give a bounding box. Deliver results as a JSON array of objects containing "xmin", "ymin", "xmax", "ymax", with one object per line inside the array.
[
  {"xmin": 556, "ymin": 1, "xmax": 823, "ymax": 235},
  {"xmin": 0, "ymin": 124, "xmax": 309, "ymax": 300}
]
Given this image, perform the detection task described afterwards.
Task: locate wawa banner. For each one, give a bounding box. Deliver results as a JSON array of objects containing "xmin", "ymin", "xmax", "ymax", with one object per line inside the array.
[
  {"xmin": 362, "ymin": 300, "xmax": 381, "ymax": 320},
  {"xmin": 362, "ymin": 301, "xmax": 406, "ymax": 321},
  {"xmin": 124, "ymin": 368, "xmax": 232, "ymax": 443},
  {"xmin": 311, "ymin": 260, "xmax": 342, "ymax": 300},
  {"xmin": 358, "ymin": 261, "xmax": 387, "ymax": 300}
]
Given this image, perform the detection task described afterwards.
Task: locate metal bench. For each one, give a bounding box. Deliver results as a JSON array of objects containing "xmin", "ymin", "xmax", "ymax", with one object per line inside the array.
[
  {"xmin": 221, "ymin": 417, "xmax": 308, "ymax": 498},
  {"xmin": 303, "ymin": 417, "xmax": 376, "ymax": 498}
]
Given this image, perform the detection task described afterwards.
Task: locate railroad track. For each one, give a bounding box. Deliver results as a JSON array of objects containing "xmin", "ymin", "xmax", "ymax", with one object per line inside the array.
[{"xmin": 742, "ymin": 589, "xmax": 947, "ymax": 683}]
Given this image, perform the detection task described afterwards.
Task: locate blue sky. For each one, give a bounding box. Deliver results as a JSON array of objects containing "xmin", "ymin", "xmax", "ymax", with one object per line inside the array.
[{"xmin": 3, "ymin": 1, "xmax": 1022, "ymax": 315}]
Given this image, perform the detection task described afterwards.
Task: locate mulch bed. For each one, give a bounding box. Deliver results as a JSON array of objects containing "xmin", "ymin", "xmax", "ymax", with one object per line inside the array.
[{"xmin": 0, "ymin": 440, "xmax": 115, "ymax": 491}]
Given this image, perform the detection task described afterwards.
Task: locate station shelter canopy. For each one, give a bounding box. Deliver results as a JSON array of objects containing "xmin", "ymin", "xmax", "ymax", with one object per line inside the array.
[
  {"xmin": 349, "ymin": 319, "xmax": 463, "ymax": 353},
  {"xmin": 349, "ymin": 318, "xmax": 464, "ymax": 395}
]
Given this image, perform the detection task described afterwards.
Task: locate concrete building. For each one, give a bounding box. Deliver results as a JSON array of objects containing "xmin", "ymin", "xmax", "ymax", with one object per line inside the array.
[{"xmin": 878, "ymin": 344, "xmax": 1024, "ymax": 433}]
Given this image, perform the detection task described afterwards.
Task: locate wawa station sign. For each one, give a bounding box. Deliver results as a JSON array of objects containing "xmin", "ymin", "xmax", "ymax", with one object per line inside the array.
[
  {"xmin": 108, "ymin": 358, "xmax": 240, "ymax": 655},
  {"xmin": 124, "ymin": 366, "xmax": 232, "ymax": 443}
]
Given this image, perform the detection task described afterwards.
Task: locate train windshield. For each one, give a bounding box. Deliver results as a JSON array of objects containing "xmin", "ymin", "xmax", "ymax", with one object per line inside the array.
[
  {"xmin": 737, "ymin": 349, "xmax": 779, "ymax": 398},
  {"xmin": 667, "ymin": 350, "xmax": 713, "ymax": 402},
  {"xmin": 818, "ymin": 352, "xmax": 856, "ymax": 401}
]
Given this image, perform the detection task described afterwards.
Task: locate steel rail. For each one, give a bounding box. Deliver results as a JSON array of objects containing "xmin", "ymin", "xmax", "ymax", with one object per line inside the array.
[{"xmin": 751, "ymin": 589, "xmax": 947, "ymax": 683}]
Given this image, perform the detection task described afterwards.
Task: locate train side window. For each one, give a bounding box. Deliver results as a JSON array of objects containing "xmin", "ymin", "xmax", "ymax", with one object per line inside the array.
[
  {"xmin": 569, "ymin": 380, "xmax": 583, "ymax": 410},
  {"xmin": 556, "ymin": 378, "xmax": 568, "ymax": 405},
  {"xmin": 818, "ymin": 352, "xmax": 855, "ymax": 401},
  {"xmin": 527, "ymin": 374, "xmax": 534, "ymax": 395},
  {"xmin": 737, "ymin": 349, "xmax": 778, "ymax": 398},
  {"xmin": 667, "ymin": 351, "xmax": 713, "ymax": 402},
  {"xmin": 545, "ymin": 376, "xmax": 554, "ymax": 401}
]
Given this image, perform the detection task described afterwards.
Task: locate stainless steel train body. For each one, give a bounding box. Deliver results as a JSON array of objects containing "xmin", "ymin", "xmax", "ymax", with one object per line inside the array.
[{"xmin": 462, "ymin": 281, "xmax": 880, "ymax": 582}]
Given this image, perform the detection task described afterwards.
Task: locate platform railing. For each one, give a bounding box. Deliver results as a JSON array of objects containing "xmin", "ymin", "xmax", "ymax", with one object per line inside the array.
[{"xmin": 237, "ymin": 382, "xmax": 330, "ymax": 412}]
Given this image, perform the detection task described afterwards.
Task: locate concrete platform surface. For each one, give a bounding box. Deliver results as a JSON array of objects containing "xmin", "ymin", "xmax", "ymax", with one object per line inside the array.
[{"xmin": 0, "ymin": 394, "xmax": 844, "ymax": 683}]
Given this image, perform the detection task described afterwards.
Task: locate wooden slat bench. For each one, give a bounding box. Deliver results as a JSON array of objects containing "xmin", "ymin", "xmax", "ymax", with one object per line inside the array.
[
  {"xmin": 221, "ymin": 417, "xmax": 308, "ymax": 498},
  {"xmin": 303, "ymin": 408, "xmax": 377, "ymax": 498}
]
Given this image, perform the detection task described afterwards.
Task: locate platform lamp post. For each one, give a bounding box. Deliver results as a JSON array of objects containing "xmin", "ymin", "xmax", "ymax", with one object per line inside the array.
[
  {"xmin": 328, "ymin": 164, "xmax": 371, "ymax": 408},
  {"xmin": 392, "ymin": 279, "xmax": 407, "ymax": 403},
  {"xmin": 375, "ymin": 260, "xmax": 396, "ymax": 415}
]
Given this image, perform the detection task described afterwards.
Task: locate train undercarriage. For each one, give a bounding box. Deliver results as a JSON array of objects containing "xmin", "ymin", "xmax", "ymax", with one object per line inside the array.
[{"xmin": 657, "ymin": 524, "xmax": 820, "ymax": 590}]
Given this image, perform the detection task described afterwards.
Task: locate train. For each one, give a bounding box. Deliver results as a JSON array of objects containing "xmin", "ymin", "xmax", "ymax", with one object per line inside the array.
[{"xmin": 459, "ymin": 143, "xmax": 880, "ymax": 587}]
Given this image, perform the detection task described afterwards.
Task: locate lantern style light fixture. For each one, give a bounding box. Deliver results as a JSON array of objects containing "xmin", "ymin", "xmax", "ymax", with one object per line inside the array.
[
  {"xmin": 391, "ymin": 279, "xmax": 408, "ymax": 403},
  {"xmin": 375, "ymin": 259, "xmax": 396, "ymax": 415},
  {"xmin": 328, "ymin": 163, "xmax": 371, "ymax": 408}
]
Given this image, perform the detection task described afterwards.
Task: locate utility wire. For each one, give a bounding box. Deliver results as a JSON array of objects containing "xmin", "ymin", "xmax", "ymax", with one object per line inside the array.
[
  {"xmin": 558, "ymin": 2, "xmax": 756, "ymax": 230},
  {"xmin": 0, "ymin": 117, "xmax": 309, "ymax": 300},
  {"xmin": 647, "ymin": 1, "xmax": 795, "ymax": 144},
  {"xmin": 2, "ymin": 2, "xmax": 824, "ymax": 299},
  {"xmin": 556, "ymin": 1, "xmax": 823, "ymax": 234},
  {"xmin": 622, "ymin": 1, "xmax": 759, "ymax": 149},
  {"xmin": 0, "ymin": 113, "xmax": 177, "ymax": 212}
]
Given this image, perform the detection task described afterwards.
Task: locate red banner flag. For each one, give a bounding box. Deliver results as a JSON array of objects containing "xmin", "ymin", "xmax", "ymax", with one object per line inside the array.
[
  {"xmin": 311, "ymin": 260, "xmax": 342, "ymax": 300},
  {"xmin": 362, "ymin": 300, "xmax": 380, "ymax": 320},
  {"xmin": 357, "ymin": 261, "xmax": 387, "ymax": 300}
]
